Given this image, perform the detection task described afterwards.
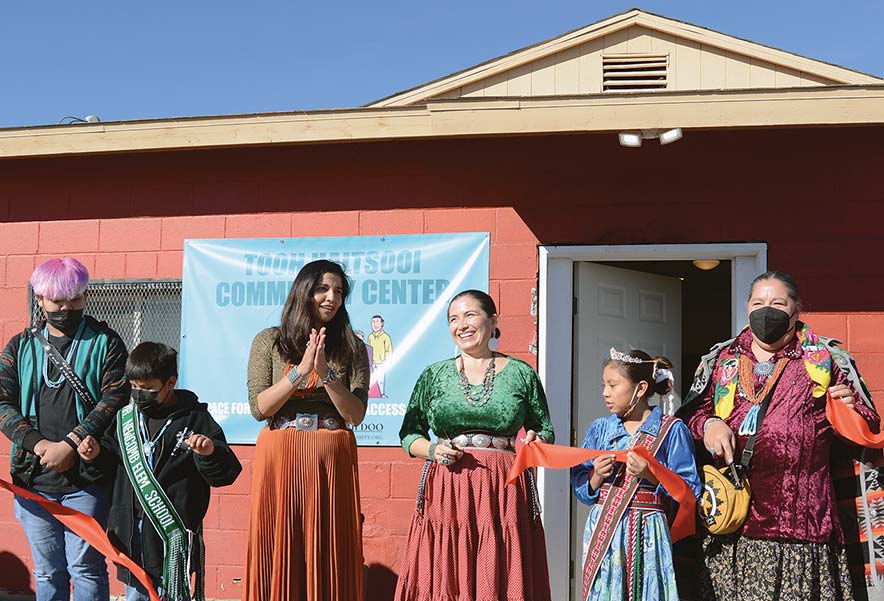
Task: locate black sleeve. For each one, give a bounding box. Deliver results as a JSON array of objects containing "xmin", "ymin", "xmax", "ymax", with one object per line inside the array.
[{"xmin": 192, "ymin": 416, "xmax": 242, "ymax": 487}]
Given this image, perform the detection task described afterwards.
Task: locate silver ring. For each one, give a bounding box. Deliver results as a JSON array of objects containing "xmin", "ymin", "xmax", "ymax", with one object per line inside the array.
[
  {"xmin": 306, "ymin": 341, "xmax": 312, "ymax": 348},
  {"xmin": 442, "ymin": 458, "xmax": 450, "ymax": 465}
]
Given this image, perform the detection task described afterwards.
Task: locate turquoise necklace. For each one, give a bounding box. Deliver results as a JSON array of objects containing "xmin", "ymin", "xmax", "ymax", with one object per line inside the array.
[{"xmin": 42, "ymin": 319, "xmax": 86, "ymax": 388}]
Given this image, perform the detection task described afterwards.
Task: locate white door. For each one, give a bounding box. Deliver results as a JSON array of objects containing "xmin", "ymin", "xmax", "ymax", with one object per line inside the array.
[{"xmin": 570, "ymin": 262, "xmax": 682, "ymax": 599}]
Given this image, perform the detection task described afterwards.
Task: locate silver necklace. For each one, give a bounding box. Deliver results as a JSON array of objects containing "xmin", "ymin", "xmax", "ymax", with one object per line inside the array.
[{"xmin": 458, "ymin": 355, "xmax": 496, "ymax": 407}]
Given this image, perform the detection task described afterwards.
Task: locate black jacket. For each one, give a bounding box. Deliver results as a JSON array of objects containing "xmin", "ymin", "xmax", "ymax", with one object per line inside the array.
[{"xmin": 96, "ymin": 390, "xmax": 242, "ymax": 584}]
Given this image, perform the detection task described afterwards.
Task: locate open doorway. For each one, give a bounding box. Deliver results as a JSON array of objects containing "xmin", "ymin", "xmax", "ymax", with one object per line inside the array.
[
  {"xmin": 568, "ymin": 260, "xmax": 731, "ymax": 600},
  {"xmin": 592, "ymin": 260, "xmax": 732, "ymax": 395},
  {"xmin": 536, "ymin": 243, "xmax": 766, "ymax": 600}
]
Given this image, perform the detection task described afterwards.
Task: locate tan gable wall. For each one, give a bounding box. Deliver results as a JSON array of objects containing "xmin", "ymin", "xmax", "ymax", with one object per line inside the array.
[{"xmin": 436, "ymin": 25, "xmax": 837, "ymax": 99}]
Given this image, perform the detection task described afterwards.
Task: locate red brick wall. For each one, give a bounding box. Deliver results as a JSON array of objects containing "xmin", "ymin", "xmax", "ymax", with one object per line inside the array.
[
  {"xmin": 0, "ymin": 207, "xmax": 539, "ymax": 599},
  {"xmin": 0, "ymin": 126, "xmax": 883, "ymax": 598}
]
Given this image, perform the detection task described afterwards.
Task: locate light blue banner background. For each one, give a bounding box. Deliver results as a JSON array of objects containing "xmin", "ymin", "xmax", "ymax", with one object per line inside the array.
[{"xmin": 180, "ymin": 233, "xmax": 490, "ymax": 445}]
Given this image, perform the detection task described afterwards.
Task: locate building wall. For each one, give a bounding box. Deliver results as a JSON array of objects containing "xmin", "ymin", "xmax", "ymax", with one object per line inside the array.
[{"xmin": 0, "ymin": 126, "xmax": 883, "ymax": 599}]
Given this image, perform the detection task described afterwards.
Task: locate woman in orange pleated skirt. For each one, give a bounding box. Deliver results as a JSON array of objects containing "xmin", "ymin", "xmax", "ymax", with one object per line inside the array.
[{"xmin": 242, "ymin": 260, "xmax": 371, "ymax": 601}]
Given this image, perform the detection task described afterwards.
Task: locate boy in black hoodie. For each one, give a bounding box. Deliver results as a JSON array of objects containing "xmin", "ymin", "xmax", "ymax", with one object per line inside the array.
[{"xmin": 78, "ymin": 342, "xmax": 241, "ymax": 601}]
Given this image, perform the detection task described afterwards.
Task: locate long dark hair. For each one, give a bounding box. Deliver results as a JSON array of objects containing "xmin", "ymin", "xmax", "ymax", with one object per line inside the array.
[{"xmin": 274, "ymin": 260, "xmax": 362, "ymax": 366}]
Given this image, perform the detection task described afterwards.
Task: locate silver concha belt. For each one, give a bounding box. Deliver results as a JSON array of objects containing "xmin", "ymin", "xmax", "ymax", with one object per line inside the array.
[
  {"xmin": 269, "ymin": 412, "xmax": 344, "ymax": 431},
  {"xmin": 442, "ymin": 432, "xmax": 516, "ymax": 451}
]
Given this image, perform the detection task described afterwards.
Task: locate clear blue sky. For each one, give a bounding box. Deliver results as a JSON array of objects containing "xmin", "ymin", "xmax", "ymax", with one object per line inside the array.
[{"xmin": 2, "ymin": 1, "xmax": 882, "ymax": 128}]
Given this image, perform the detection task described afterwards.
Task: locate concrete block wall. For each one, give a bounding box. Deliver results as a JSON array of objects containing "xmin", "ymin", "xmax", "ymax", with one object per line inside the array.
[{"xmin": 0, "ymin": 206, "xmax": 540, "ymax": 599}]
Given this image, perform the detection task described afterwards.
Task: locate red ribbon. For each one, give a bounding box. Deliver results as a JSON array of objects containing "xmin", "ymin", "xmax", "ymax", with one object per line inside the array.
[
  {"xmin": 827, "ymin": 392, "xmax": 884, "ymax": 448},
  {"xmin": 506, "ymin": 441, "xmax": 697, "ymax": 542},
  {"xmin": 0, "ymin": 478, "xmax": 161, "ymax": 601}
]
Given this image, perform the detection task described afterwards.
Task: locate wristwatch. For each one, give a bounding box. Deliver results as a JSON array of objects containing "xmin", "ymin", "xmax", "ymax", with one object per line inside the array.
[{"xmin": 321, "ymin": 368, "xmax": 338, "ymax": 386}]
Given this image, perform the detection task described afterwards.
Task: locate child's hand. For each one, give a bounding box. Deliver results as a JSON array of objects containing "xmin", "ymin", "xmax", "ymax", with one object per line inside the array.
[
  {"xmin": 589, "ymin": 453, "xmax": 617, "ymax": 491},
  {"xmin": 77, "ymin": 435, "xmax": 100, "ymax": 462},
  {"xmin": 626, "ymin": 451, "xmax": 655, "ymax": 482},
  {"xmin": 593, "ymin": 454, "xmax": 617, "ymax": 479},
  {"xmin": 185, "ymin": 434, "xmax": 215, "ymax": 456}
]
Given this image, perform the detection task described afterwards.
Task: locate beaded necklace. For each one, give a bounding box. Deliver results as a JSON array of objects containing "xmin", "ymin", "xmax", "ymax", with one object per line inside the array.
[
  {"xmin": 42, "ymin": 320, "xmax": 86, "ymax": 389},
  {"xmin": 736, "ymin": 353, "xmax": 788, "ymax": 435},
  {"xmin": 457, "ymin": 354, "xmax": 496, "ymax": 407},
  {"xmin": 737, "ymin": 354, "xmax": 788, "ymax": 405}
]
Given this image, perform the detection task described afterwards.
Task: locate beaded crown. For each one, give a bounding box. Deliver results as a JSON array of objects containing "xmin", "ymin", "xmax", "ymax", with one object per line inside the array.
[{"xmin": 609, "ymin": 347, "xmax": 665, "ymax": 381}]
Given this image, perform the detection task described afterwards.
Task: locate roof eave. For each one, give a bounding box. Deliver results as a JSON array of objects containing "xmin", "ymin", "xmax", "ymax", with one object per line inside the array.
[{"xmin": 3, "ymin": 85, "xmax": 884, "ymax": 160}]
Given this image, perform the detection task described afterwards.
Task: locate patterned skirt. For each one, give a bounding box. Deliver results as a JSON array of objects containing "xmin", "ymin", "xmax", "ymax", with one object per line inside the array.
[
  {"xmin": 582, "ymin": 495, "xmax": 680, "ymax": 601},
  {"xmin": 242, "ymin": 427, "xmax": 363, "ymax": 601},
  {"xmin": 697, "ymin": 534, "xmax": 853, "ymax": 601},
  {"xmin": 394, "ymin": 448, "xmax": 551, "ymax": 601}
]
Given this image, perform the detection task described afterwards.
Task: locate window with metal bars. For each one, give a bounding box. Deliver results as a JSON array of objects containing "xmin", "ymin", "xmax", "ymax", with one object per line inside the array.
[
  {"xmin": 603, "ymin": 53, "xmax": 669, "ymax": 92},
  {"xmin": 29, "ymin": 280, "xmax": 183, "ymax": 352}
]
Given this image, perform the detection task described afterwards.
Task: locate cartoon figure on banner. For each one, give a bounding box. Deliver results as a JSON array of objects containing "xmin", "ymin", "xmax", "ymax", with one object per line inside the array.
[
  {"xmin": 355, "ymin": 331, "xmax": 383, "ymax": 399},
  {"xmin": 367, "ymin": 315, "xmax": 393, "ymax": 397}
]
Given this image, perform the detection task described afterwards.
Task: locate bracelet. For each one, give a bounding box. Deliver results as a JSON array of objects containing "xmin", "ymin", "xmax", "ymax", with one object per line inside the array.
[
  {"xmin": 427, "ymin": 442, "xmax": 437, "ymax": 463},
  {"xmin": 321, "ymin": 368, "xmax": 338, "ymax": 386},
  {"xmin": 287, "ymin": 368, "xmax": 306, "ymax": 386},
  {"xmin": 62, "ymin": 435, "xmax": 80, "ymax": 452},
  {"xmin": 703, "ymin": 417, "xmax": 723, "ymax": 434}
]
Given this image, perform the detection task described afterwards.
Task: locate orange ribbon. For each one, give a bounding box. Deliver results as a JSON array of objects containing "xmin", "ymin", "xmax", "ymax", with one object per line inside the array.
[
  {"xmin": 506, "ymin": 441, "xmax": 697, "ymax": 542},
  {"xmin": 0, "ymin": 478, "xmax": 160, "ymax": 601},
  {"xmin": 827, "ymin": 392, "xmax": 884, "ymax": 448}
]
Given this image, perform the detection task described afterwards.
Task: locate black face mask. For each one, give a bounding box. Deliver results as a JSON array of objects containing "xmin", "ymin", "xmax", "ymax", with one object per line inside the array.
[
  {"xmin": 132, "ymin": 388, "xmax": 163, "ymax": 415},
  {"xmin": 45, "ymin": 309, "xmax": 84, "ymax": 333},
  {"xmin": 749, "ymin": 306, "xmax": 795, "ymax": 344}
]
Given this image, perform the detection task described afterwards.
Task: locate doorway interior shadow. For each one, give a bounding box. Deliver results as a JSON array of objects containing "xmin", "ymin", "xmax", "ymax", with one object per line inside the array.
[
  {"xmin": 365, "ymin": 562, "xmax": 398, "ymax": 601},
  {"xmin": 0, "ymin": 550, "xmax": 34, "ymax": 596}
]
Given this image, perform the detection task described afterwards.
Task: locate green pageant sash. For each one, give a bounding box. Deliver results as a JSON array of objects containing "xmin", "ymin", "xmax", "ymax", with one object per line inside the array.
[{"xmin": 117, "ymin": 402, "xmax": 205, "ymax": 601}]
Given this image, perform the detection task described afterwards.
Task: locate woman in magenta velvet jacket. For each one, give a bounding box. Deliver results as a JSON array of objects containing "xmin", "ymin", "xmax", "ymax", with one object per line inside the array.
[{"xmin": 678, "ymin": 271, "xmax": 879, "ymax": 601}]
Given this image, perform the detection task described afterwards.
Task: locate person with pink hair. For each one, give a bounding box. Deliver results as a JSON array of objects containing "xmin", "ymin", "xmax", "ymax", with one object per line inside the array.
[{"xmin": 0, "ymin": 257, "xmax": 130, "ymax": 601}]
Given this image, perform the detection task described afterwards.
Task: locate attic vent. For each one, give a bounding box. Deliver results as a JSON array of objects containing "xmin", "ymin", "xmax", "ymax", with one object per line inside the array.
[{"xmin": 603, "ymin": 53, "xmax": 668, "ymax": 92}]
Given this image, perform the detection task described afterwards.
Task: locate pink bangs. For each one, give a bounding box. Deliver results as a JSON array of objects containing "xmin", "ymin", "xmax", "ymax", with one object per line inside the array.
[{"xmin": 29, "ymin": 258, "xmax": 89, "ymax": 300}]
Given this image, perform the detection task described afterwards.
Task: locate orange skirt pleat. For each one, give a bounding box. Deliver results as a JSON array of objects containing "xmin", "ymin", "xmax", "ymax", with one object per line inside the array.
[{"xmin": 242, "ymin": 427, "xmax": 363, "ymax": 601}]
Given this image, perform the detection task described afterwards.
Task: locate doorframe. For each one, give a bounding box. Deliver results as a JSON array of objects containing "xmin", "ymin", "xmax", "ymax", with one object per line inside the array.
[{"xmin": 536, "ymin": 243, "xmax": 766, "ymax": 600}]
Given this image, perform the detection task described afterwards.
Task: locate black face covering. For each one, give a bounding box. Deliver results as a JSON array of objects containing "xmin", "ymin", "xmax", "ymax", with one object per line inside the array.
[
  {"xmin": 45, "ymin": 309, "xmax": 84, "ymax": 333},
  {"xmin": 749, "ymin": 306, "xmax": 794, "ymax": 344},
  {"xmin": 132, "ymin": 388, "xmax": 162, "ymax": 414}
]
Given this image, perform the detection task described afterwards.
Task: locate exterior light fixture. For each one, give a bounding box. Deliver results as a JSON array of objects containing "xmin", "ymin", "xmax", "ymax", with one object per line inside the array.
[
  {"xmin": 658, "ymin": 128, "xmax": 683, "ymax": 145},
  {"xmin": 692, "ymin": 259, "xmax": 720, "ymax": 271},
  {"xmin": 618, "ymin": 132, "xmax": 643, "ymax": 147},
  {"xmin": 618, "ymin": 128, "xmax": 684, "ymax": 147}
]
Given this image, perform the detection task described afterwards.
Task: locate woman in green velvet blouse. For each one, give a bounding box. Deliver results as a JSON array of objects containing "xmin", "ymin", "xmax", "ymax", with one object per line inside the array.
[{"xmin": 394, "ymin": 289, "xmax": 555, "ymax": 601}]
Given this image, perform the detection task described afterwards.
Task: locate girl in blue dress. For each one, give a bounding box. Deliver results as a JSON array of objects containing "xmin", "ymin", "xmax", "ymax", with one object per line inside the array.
[{"xmin": 571, "ymin": 349, "xmax": 702, "ymax": 601}]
